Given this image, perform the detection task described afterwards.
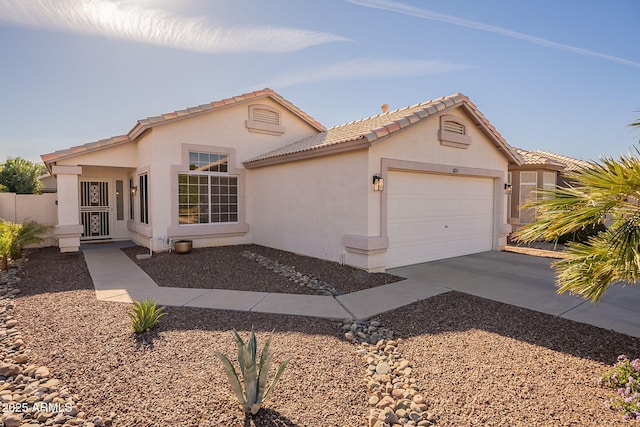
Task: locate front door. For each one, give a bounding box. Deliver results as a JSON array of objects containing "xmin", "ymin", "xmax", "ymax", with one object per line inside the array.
[{"xmin": 80, "ymin": 180, "xmax": 111, "ymax": 240}]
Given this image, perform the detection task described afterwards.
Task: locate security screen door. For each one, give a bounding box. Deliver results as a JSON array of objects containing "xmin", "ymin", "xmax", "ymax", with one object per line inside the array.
[{"xmin": 80, "ymin": 180, "xmax": 111, "ymax": 239}]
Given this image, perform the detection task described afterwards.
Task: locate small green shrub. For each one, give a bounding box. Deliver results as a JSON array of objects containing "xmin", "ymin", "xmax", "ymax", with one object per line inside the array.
[
  {"xmin": 0, "ymin": 219, "xmax": 51, "ymax": 270},
  {"xmin": 128, "ymin": 299, "xmax": 167, "ymax": 333},
  {"xmin": 602, "ymin": 355, "xmax": 640, "ymax": 420},
  {"xmin": 215, "ymin": 328, "xmax": 291, "ymax": 415}
]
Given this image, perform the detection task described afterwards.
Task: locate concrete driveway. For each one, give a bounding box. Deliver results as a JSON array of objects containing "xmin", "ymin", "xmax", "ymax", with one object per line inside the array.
[{"xmin": 388, "ymin": 251, "xmax": 640, "ymax": 338}]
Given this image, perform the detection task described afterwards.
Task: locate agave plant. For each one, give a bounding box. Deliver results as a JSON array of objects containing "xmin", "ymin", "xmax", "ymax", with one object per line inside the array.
[
  {"xmin": 215, "ymin": 329, "xmax": 291, "ymax": 415},
  {"xmin": 128, "ymin": 298, "xmax": 167, "ymax": 333}
]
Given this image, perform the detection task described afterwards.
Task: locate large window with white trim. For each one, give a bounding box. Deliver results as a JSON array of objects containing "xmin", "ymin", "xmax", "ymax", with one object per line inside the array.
[{"xmin": 178, "ymin": 152, "xmax": 238, "ymax": 224}]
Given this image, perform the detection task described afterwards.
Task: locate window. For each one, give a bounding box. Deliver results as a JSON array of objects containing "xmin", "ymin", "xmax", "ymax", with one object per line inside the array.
[
  {"xmin": 129, "ymin": 177, "xmax": 135, "ymax": 220},
  {"xmin": 246, "ymin": 104, "xmax": 285, "ymax": 135},
  {"xmin": 115, "ymin": 180, "xmax": 124, "ymax": 221},
  {"xmin": 519, "ymin": 171, "xmax": 537, "ymax": 224},
  {"xmin": 542, "ymin": 172, "xmax": 556, "ymax": 197},
  {"xmin": 507, "ymin": 172, "xmax": 512, "ymax": 220},
  {"xmin": 438, "ymin": 114, "xmax": 471, "ymax": 148},
  {"xmin": 189, "ymin": 152, "xmax": 228, "ymax": 172},
  {"xmin": 139, "ymin": 174, "xmax": 149, "ymax": 225},
  {"xmin": 178, "ymin": 152, "xmax": 238, "ymax": 224}
]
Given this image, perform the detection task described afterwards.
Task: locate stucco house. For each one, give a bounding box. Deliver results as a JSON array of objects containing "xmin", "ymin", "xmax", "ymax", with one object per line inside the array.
[
  {"xmin": 508, "ymin": 148, "xmax": 590, "ymax": 226},
  {"xmin": 42, "ymin": 89, "xmax": 520, "ymax": 272}
]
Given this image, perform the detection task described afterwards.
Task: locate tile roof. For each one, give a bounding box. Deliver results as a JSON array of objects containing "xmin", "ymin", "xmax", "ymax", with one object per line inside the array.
[
  {"xmin": 529, "ymin": 150, "xmax": 591, "ymax": 171},
  {"xmin": 512, "ymin": 148, "xmax": 590, "ymax": 171},
  {"xmin": 245, "ymin": 93, "xmax": 520, "ymax": 166},
  {"xmin": 512, "ymin": 148, "xmax": 565, "ymax": 168},
  {"xmin": 41, "ymin": 88, "xmax": 325, "ymax": 164}
]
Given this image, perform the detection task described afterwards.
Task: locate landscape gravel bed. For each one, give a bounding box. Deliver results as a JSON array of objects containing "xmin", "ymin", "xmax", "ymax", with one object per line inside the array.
[
  {"xmin": 376, "ymin": 292, "xmax": 640, "ymax": 426},
  {"xmin": 10, "ymin": 246, "xmax": 640, "ymax": 426},
  {"xmin": 122, "ymin": 244, "xmax": 401, "ymax": 295},
  {"xmin": 14, "ymin": 248, "xmax": 367, "ymax": 426}
]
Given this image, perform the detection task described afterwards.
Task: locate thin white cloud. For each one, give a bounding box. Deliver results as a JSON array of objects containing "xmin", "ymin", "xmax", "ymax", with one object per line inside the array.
[
  {"xmin": 0, "ymin": 0, "xmax": 348, "ymax": 54},
  {"xmin": 347, "ymin": 0, "xmax": 640, "ymax": 68},
  {"xmin": 256, "ymin": 58, "xmax": 473, "ymax": 89}
]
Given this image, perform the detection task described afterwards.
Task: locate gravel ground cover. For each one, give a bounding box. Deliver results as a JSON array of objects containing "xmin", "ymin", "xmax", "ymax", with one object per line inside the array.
[
  {"xmin": 122, "ymin": 244, "xmax": 401, "ymax": 295},
  {"xmin": 14, "ymin": 248, "xmax": 366, "ymax": 426},
  {"xmin": 376, "ymin": 292, "xmax": 640, "ymax": 426},
  {"xmin": 10, "ymin": 246, "xmax": 640, "ymax": 426}
]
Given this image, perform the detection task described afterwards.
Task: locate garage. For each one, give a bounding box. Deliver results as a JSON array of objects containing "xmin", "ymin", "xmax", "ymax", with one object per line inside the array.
[{"xmin": 386, "ymin": 171, "xmax": 495, "ymax": 268}]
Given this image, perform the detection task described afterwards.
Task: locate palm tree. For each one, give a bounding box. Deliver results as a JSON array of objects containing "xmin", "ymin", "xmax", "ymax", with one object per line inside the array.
[{"xmin": 513, "ymin": 118, "xmax": 640, "ymax": 302}]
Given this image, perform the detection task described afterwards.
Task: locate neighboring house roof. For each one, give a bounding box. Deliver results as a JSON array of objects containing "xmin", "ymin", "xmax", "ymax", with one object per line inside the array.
[
  {"xmin": 529, "ymin": 150, "xmax": 591, "ymax": 171},
  {"xmin": 244, "ymin": 93, "xmax": 521, "ymax": 168},
  {"xmin": 41, "ymin": 88, "xmax": 325, "ymax": 165},
  {"xmin": 512, "ymin": 148, "xmax": 590, "ymax": 172},
  {"xmin": 512, "ymin": 148, "xmax": 565, "ymax": 169}
]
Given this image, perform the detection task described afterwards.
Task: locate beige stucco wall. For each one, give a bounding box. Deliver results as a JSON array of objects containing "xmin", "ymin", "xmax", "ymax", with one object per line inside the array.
[
  {"xmin": 248, "ymin": 149, "xmax": 370, "ymax": 264},
  {"xmin": 248, "ymin": 107, "xmax": 512, "ymax": 271},
  {"xmin": 367, "ymin": 109, "xmax": 511, "ymax": 267},
  {"xmin": 369, "ymin": 110, "xmax": 508, "ymax": 172},
  {"xmin": 57, "ymin": 142, "xmax": 138, "ymax": 168},
  {"xmin": 131, "ymin": 98, "xmax": 321, "ymax": 249},
  {"xmin": 0, "ymin": 193, "xmax": 58, "ymax": 247}
]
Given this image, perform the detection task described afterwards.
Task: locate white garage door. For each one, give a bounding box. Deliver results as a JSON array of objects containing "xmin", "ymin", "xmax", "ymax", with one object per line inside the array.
[{"xmin": 386, "ymin": 171, "xmax": 495, "ymax": 268}]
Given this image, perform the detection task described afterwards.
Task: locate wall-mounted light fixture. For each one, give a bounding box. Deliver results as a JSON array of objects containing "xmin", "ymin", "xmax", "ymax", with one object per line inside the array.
[
  {"xmin": 131, "ymin": 185, "xmax": 138, "ymax": 196},
  {"xmin": 504, "ymin": 183, "xmax": 512, "ymax": 193},
  {"xmin": 373, "ymin": 174, "xmax": 384, "ymax": 191}
]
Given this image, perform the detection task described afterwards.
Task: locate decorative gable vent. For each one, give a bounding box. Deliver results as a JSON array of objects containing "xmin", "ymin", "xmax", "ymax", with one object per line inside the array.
[
  {"xmin": 443, "ymin": 120, "xmax": 465, "ymax": 135},
  {"xmin": 439, "ymin": 114, "xmax": 471, "ymax": 148},
  {"xmin": 252, "ymin": 108, "xmax": 280, "ymax": 125},
  {"xmin": 246, "ymin": 104, "xmax": 285, "ymax": 135}
]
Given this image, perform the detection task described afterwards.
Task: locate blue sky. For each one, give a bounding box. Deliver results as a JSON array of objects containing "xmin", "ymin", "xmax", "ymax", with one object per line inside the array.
[{"xmin": 0, "ymin": 0, "xmax": 638, "ymax": 164}]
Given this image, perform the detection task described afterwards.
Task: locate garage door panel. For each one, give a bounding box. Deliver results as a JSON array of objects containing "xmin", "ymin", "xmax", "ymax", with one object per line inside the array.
[{"xmin": 386, "ymin": 172, "xmax": 494, "ymax": 268}]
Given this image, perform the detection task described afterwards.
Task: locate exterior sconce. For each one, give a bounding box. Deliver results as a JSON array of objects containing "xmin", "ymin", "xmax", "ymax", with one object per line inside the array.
[
  {"xmin": 373, "ymin": 174, "xmax": 384, "ymax": 191},
  {"xmin": 131, "ymin": 186, "xmax": 138, "ymax": 196},
  {"xmin": 504, "ymin": 183, "xmax": 512, "ymax": 193}
]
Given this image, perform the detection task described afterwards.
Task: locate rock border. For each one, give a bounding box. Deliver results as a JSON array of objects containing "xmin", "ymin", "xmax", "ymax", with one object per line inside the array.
[
  {"xmin": 341, "ymin": 320, "xmax": 436, "ymax": 427},
  {"xmin": 242, "ymin": 250, "xmax": 340, "ymax": 295},
  {"xmin": 0, "ymin": 260, "xmax": 109, "ymax": 427},
  {"xmin": 244, "ymin": 252, "xmax": 436, "ymax": 426}
]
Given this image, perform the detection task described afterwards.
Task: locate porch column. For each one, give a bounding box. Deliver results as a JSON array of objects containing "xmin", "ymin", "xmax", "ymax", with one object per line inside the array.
[{"xmin": 52, "ymin": 165, "xmax": 83, "ymax": 253}]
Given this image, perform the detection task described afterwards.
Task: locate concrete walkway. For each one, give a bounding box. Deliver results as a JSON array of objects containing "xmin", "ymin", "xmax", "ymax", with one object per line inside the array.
[
  {"xmin": 83, "ymin": 249, "xmax": 448, "ymax": 321},
  {"xmin": 83, "ymin": 247, "xmax": 640, "ymax": 338}
]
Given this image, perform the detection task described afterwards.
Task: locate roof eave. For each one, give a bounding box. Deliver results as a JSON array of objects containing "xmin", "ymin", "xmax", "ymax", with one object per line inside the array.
[
  {"xmin": 244, "ymin": 137, "xmax": 370, "ymax": 169},
  {"xmin": 458, "ymin": 103, "xmax": 521, "ymax": 166},
  {"xmin": 41, "ymin": 136, "xmax": 133, "ymax": 166}
]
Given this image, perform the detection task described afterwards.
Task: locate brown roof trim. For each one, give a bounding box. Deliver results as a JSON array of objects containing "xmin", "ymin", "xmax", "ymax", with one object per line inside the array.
[
  {"xmin": 41, "ymin": 88, "xmax": 324, "ymax": 165},
  {"xmin": 244, "ymin": 138, "xmax": 371, "ymax": 169}
]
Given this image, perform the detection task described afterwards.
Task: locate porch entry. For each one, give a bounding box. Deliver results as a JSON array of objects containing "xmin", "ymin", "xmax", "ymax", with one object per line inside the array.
[{"xmin": 80, "ymin": 180, "xmax": 111, "ymax": 240}]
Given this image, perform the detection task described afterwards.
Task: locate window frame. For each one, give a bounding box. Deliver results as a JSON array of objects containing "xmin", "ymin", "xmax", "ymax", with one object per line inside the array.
[
  {"xmin": 168, "ymin": 144, "xmax": 249, "ymax": 238},
  {"xmin": 178, "ymin": 153, "xmax": 239, "ymax": 225},
  {"xmin": 519, "ymin": 171, "xmax": 538, "ymax": 224},
  {"xmin": 139, "ymin": 173, "xmax": 149, "ymax": 225}
]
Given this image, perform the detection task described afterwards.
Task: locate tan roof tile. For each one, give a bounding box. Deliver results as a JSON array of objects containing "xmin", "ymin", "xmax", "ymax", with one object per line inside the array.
[
  {"xmin": 42, "ymin": 88, "xmax": 325, "ymax": 164},
  {"xmin": 530, "ymin": 150, "xmax": 591, "ymax": 171},
  {"xmin": 245, "ymin": 93, "xmax": 519, "ymax": 166}
]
